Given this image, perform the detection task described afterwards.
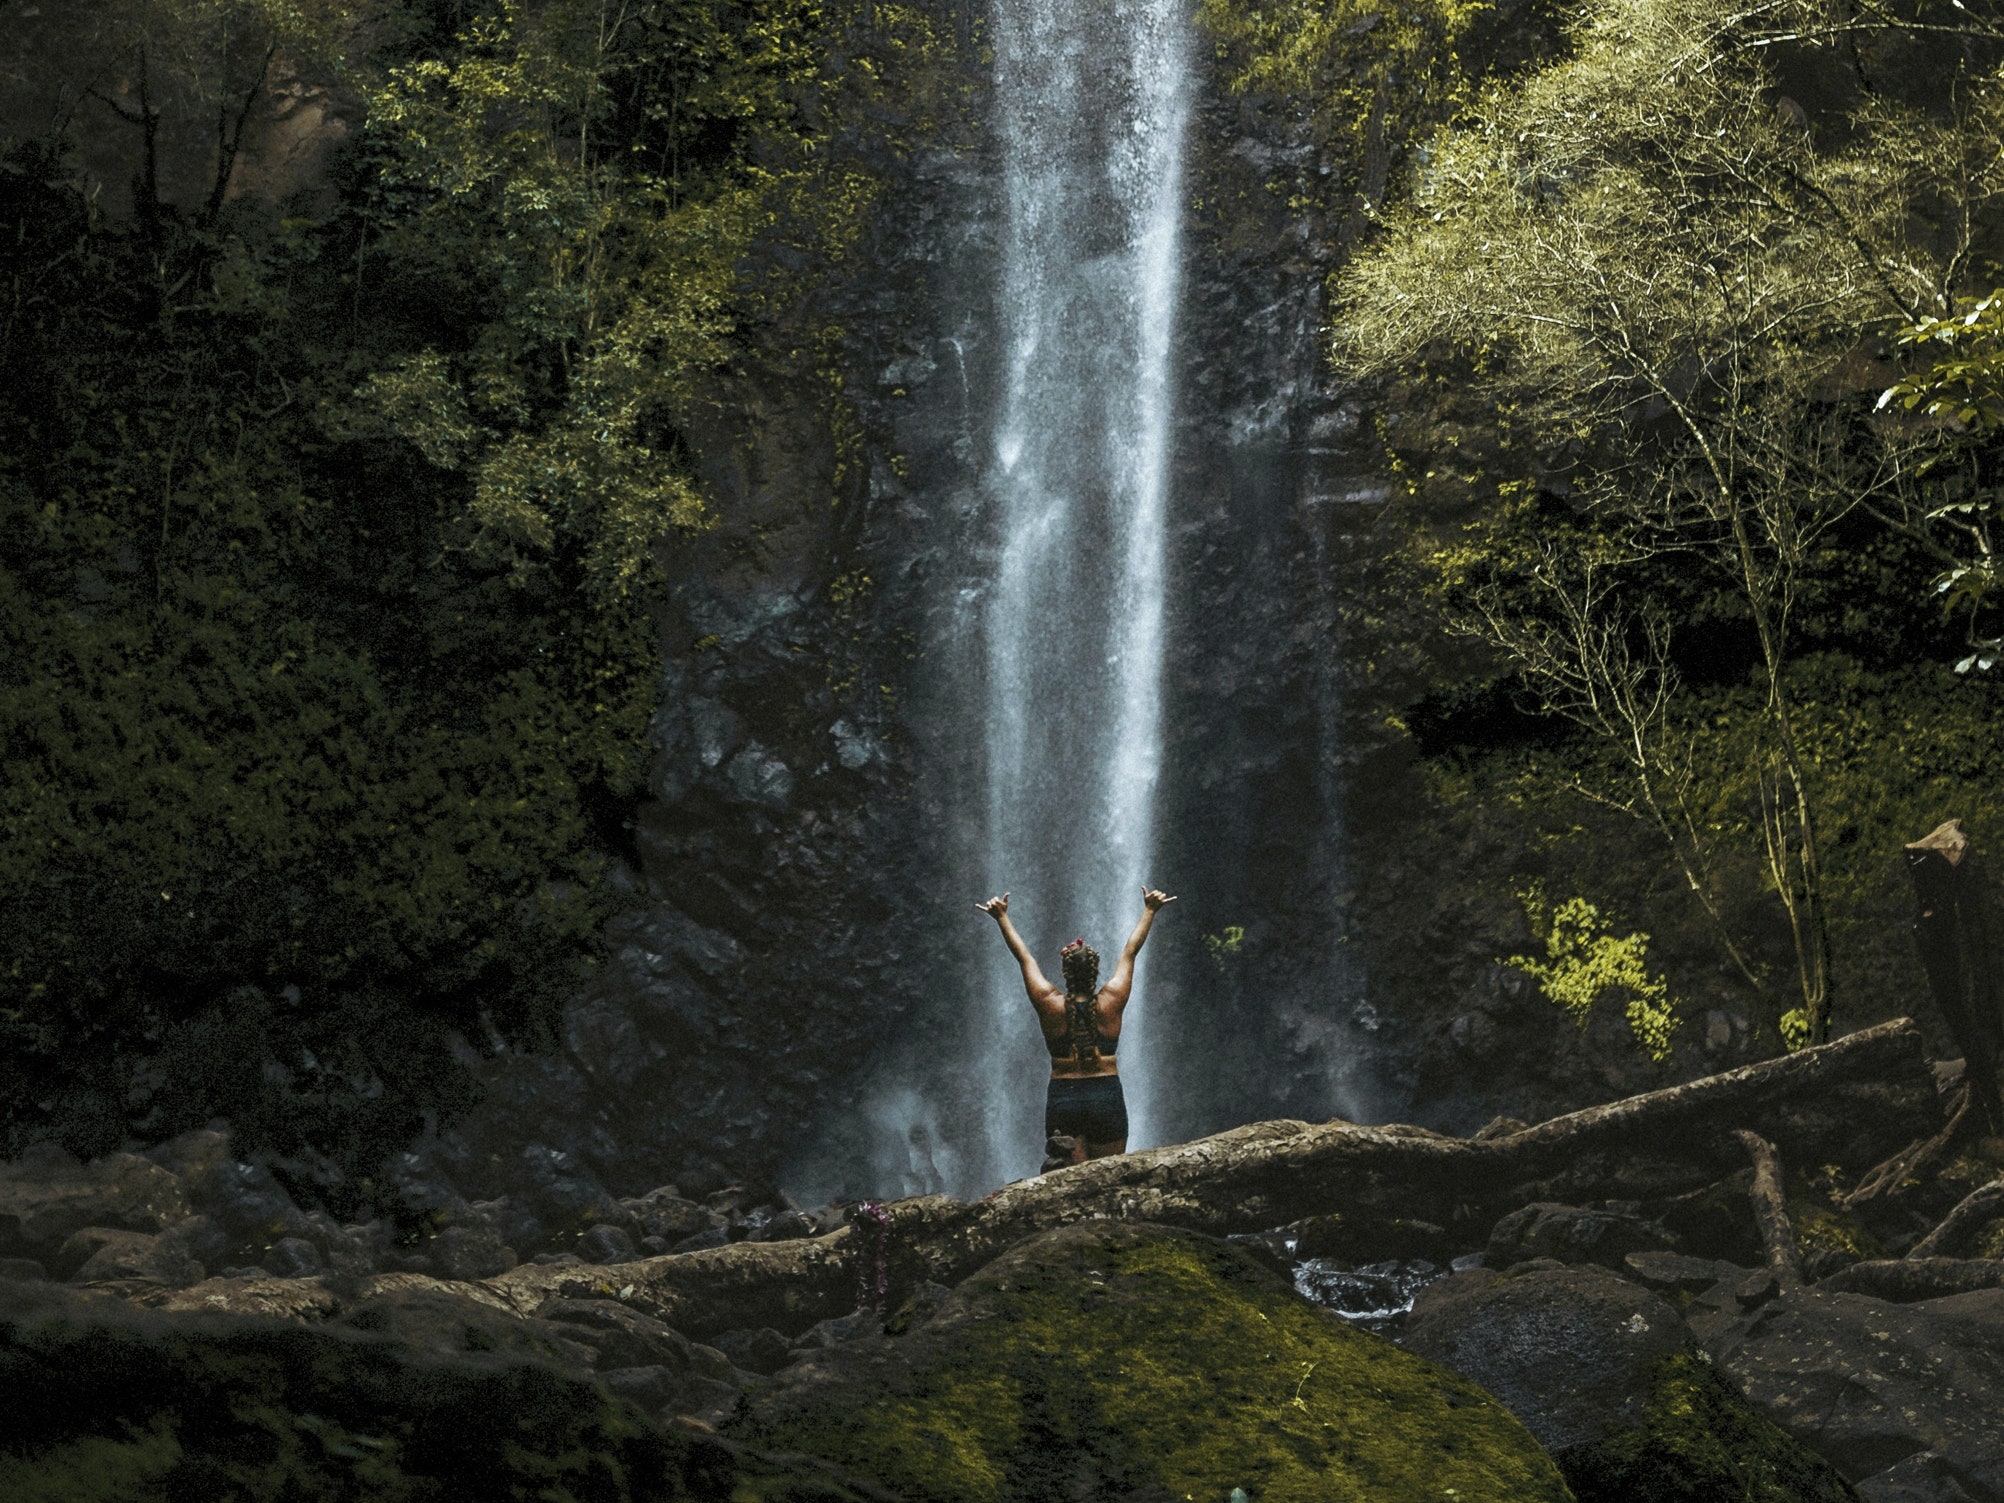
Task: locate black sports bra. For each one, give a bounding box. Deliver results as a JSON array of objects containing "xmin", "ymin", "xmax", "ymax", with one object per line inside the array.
[{"xmin": 1047, "ymin": 999, "xmax": 1118, "ymax": 1058}]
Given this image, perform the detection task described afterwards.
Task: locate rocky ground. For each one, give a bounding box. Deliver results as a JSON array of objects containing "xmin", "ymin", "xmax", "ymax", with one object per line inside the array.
[{"xmin": 3, "ymin": 1035, "xmax": 2001, "ymax": 1501}]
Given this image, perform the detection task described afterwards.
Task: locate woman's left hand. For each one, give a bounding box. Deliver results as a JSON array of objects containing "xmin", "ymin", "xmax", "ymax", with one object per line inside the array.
[{"xmin": 1143, "ymin": 888, "xmax": 1177, "ymax": 912}]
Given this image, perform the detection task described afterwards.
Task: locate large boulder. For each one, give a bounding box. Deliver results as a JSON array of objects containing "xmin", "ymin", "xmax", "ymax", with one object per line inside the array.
[
  {"xmin": 0, "ymin": 1278, "xmax": 891, "ymax": 1501},
  {"xmin": 0, "ymin": 1149, "xmax": 190, "ymax": 1259},
  {"xmin": 731, "ymin": 1219, "xmax": 1573, "ymax": 1503},
  {"xmin": 1702, "ymin": 1284, "xmax": 2004, "ymax": 1500},
  {"xmin": 1404, "ymin": 1264, "xmax": 1854, "ymax": 1502},
  {"xmin": 1404, "ymin": 1265, "xmax": 1694, "ymax": 1453},
  {"xmin": 1485, "ymin": 1203, "xmax": 1677, "ymax": 1271},
  {"xmin": 56, "ymin": 1227, "xmax": 205, "ymax": 1287}
]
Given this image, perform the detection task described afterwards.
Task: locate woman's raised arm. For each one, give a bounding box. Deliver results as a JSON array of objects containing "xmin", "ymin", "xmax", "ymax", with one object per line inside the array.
[
  {"xmin": 1100, "ymin": 887, "xmax": 1176, "ymax": 1006},
  {"xmin": 977, "ymin": 893, "xmax": 1060, "ymax": 1005}
]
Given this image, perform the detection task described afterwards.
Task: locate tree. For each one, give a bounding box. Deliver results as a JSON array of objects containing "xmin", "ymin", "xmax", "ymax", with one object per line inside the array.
[{"xmin": 1333, "ymin": 0, "xmax": 2004, "ymax": 1045}]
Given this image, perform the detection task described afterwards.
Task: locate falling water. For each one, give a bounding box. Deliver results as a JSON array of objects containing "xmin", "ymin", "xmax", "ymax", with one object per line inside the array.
[{"xmin": 965, "ymin": 0, "xmax": 1193, "ymax": 1189}]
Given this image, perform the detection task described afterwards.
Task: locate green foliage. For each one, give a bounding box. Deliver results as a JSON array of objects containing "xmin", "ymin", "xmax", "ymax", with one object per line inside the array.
[
  {"xmin": 1325, "ymin": 0, "xmax": 2004, "ymax": 1043},
  {"xmin": 1881, "ymin": 290, "xmax": 2004, "ymax": 669},
  {"xmin": 1194, "ymin": 0, "xmax": 1566, "ymax": 218},
  {"xmin": 738, "ymin": 1225, "xmax": 1575, "ymax": 1503},
  {"xmin": 1205, "ymin": 925, "xmax": 1246, "ymax": 973},
  {"xmin": 1506, "ymin": 885, "xmax": 1679, "ymax": 1061},
  {"xmin": 0, "ymin": 0, "xmax": 967, "ymax": 1187}
]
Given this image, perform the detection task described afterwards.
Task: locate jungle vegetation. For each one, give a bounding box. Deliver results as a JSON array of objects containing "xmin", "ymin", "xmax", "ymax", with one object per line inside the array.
[
  {"xmin": 1212, "ymin": 0, "xmax": 2004, "ymax": 1060},
  {"xmin": 0, "ymin": 0, "xmax": 962, "ymax": 1210}
]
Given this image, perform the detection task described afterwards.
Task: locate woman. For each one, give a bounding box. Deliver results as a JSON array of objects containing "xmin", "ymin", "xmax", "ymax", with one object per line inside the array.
[{"xmin": 975, "ymin": 887, "xmax": 1177, "ymax": 1167}]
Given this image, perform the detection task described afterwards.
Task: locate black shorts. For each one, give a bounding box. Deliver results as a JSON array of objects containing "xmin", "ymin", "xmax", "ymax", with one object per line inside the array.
[{"xmin": 1045, "ymin": 1074, "xmax": 1128, "ymax": 1145}]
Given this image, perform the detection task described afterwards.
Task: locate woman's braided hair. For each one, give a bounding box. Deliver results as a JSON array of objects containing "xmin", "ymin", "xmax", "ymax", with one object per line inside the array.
[{"xmin": 1059, "ymin": 939, "xmax": 1101, "ymax": 1067}]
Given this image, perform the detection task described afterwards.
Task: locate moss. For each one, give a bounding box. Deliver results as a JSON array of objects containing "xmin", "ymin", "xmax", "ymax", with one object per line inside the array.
[
  {"xmin": 1557, "ymin": 1350, "xmax": 1855, "ymax": 1502},
  {"xmin": 739, "ymin": 1224, "xmax": 1574, "ymax": 1503},
  {"xmin": 1788, "ymin": 1200, "xmax": 1883, "ymax": 1265}
]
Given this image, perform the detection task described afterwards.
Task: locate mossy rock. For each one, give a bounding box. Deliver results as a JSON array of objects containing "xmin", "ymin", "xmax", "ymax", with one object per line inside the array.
[
  {"xmin": 0, "ymin": 1281, "xmax": 880, "ymax": 1502},
  {"xmin": 731, "ymin": 1220, "xmax": 1574, "ymax": 1503},
  {"xmin": 1556, "ymin": 1350, "xmax": 1858, "ymax": 1503}
]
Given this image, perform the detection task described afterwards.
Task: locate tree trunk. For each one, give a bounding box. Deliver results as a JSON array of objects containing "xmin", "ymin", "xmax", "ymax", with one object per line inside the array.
[
  {"xmin": 1735, "ymin": 1130, "xmax": 1804, "ymax": 1289},
  {"xmin": 482, "ymin": 1019, "xmax": 1931, "ymax": 1341},
  {"xmin": 1903, "ymin": 819, "xmax": 2004, "ymax": 1133}
]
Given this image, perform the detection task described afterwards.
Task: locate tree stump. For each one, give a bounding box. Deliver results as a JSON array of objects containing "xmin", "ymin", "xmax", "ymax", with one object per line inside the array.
[{"xmin": 1903, "ymin": 819, "xmax": 2004, "ymax": 1134}]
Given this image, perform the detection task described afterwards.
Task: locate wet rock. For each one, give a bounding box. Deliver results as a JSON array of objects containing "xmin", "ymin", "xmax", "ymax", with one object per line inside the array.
[
  {"xmin": 0, "ymin": 1256, "xmax": 47, "ymax": 1281},
  {"xmin": 385, "ymin": 1152, "xmax": 473, "ymax": 1224},
  {"xmin": 710, "ymin": 1326, "xmax": 794, "ymax": 1375},
  {"xmin": 1702, "ymin": 1284, "xmax": 2004, "ymax": 1497},
  {"xmin": 1622, "ymin": 1250, "xmax": 1750, "ymax": 1293},
  {"xmin": 599, "ymin": 1362, "xmax": 706, "ymax": 1417},
  {"xmin": 1652, "ymin": 1170, "xmax": 1764, "ymax": 1265},
  {"xmin": 470, "ymin": 1196, "xmax": 545, "ymax": 1256},
  {"xmin": 1557, "ymin": 1347, "xmax": 1857, "ymax": 1503},
  {"xmin": 532, "ymin": 1295, "xmax": 722, "ymax": 1375},
  {"xmin": 0, "ymin": 1150, "xmax": 191, "ymax": 1258},
  {"xmin": 0, "ymin": 1278, "xmax": 879, "ymax": 1500},
  {"xmin": 156, "ymin": 1213, "xmax": 234, "ymax": 1274},
  {"xmin": 737, "ymin": 1220, "xmax": 1572, "ymax": 1502},
  {"xmin": 335, "ymin": 1283, "xmax": 596, "ymax": 1370},
  {"xmin": 1403, "ymin": 1265, "xmax": 1688, "ymax": 1453},
  {"xmin": 725, "ymin": 742, "xmax": 793, "ymax": 809},
  {"xmin": 263, "ymin": 1236, "xmax": 324, "ymax": 1279},
  {"xmin": 1854, "ymin": 1450, "xmax": 1981, "ymax": 1503},
  {"xmin": 1405, "ymin": 1264, "xmax": 1851, "ymax": 1501},
  {"xmin": 179, "ymin": 1156, "xmax": 312, "ymax": 1249},
  {"xmin": 640, "ymin": 1236, "xmax": 673, "ymax": 1256},
  {"xmin": 791, "ymin": 1307, "xmax": 883, "ymax": 1352},
  {"xmin": 428, "ymin": 1222, "xmax": 517, "ymax": 1281},
  {"xmin": 629, "ymin": 1190, "xmax": 715, "ymax": 1242},
  {"xmin": 577, "ymin": 1224, "xmax": 639, "ymax": 1265},
  {"xmin": 669, "ymin": 1226, "xmax": 729, "ymax": 1255},
  {"xmin": 60, "ymin": 1227, "xmax": 205, "ymax": 1287},
  {"xmin": 1485, "ymin": 1202, "xmax": 1677, "ymax": 1272}
]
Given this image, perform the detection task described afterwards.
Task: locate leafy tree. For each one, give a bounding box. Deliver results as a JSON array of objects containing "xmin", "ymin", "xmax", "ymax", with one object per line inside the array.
[
  {"xmin": 0, "ymin": 0, "xmax": 930, "ymax": 1198},
  {"xmin": 1881, "ymin": 290, "xmax": 2004, "ymax": 668},
  {"xmin": 1332, "ymin": 0, "xmax": 2004, "ymax": 1045}
]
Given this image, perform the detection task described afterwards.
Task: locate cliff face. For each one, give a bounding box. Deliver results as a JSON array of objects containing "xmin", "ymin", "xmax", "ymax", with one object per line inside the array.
[{"xmin": 412, "ymin": 14, "xmax": 1423, "ymax": 1209}]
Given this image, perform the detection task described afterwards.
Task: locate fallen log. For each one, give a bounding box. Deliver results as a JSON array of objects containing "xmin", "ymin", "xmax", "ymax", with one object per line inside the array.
[
  {"xmin": 1816, "ymin": 1257, "xmax": 2004, "ymax": 1302},
  {"xmin": 481, "ymin": 1019, "xmax": 1932, "ymax": 1341},
  {"xmin": 1843, "ymin": 1082, "xmax": 1972, "ymax": 1209},
  {"xmin": 1735, "ymin": 1130, "xmax": 1804, "ymax": 1289},
  {"xmin": 1908, "ymin": 1175, "xmax": 2004, "ymax": 1260}
]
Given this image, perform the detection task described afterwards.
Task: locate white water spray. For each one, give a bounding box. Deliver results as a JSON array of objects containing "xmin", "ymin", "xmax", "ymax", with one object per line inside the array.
[{"xmin": 967, "ymin": 0, "xmax": 1193, "ymax": 1189}]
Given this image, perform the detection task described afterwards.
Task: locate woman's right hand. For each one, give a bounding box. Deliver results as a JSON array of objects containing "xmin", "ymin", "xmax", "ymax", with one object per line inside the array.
[{"xmin": 976, "ymin": 893, "xmax": 1010, "ymax": 917}]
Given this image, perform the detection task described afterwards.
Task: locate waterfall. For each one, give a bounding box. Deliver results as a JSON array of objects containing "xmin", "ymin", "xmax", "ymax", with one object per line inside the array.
[{"xmin": 965, "ymin": 0, "xmax": 1193, "ymax": 1190}]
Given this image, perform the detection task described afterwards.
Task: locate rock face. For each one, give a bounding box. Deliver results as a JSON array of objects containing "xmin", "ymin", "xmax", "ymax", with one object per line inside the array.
[
  {"xmin": 0, "ymin": 1279, "xmax": 892, "ymax": 1503},
  {"xmin": 1403, "ymin": 1265, "xmax": 1694, "ymax": 1453},
  {"xmin": 1401, "ymin": 1264, "xmax": 1857, "ymax": 1503},
  {"xmin": 732, "ymin": 1219, "xmax": 1573, "ymax": 1503},
  {"xmin": 1703, "ymin": 1285, "xmax": 2004, "ymax": 1501},
  {"xmin": 0, "ymin": 1149, "xmax": 191, "ymax": 1260}
]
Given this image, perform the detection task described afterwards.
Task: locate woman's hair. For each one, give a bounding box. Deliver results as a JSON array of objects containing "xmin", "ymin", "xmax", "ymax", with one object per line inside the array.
[{"xmin": 1060, "ymin": 939, "xmax": 1101, "ymax": 1066}]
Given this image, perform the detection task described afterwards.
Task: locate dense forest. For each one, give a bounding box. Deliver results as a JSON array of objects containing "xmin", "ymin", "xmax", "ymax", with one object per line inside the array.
[{"xmin": 1, "ymin": 0, "xmax": 971, "ymax": 1213}]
